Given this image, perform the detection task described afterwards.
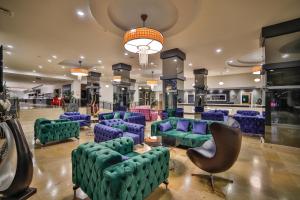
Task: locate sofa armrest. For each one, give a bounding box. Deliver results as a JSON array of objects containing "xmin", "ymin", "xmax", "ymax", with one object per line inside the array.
[
  {"xmin": 80, "ymin": 114, "xmax": 91, "ymax": 121},
  {"xmin": 71, "ymin": 142, "xmax": 123, "ymax": 197},
  {"xmin": 99, "ymin": 137, "xmax": 134, "ymax": 155},
  {"xmin": 94, "ymin": 124, "xmax": 123, "ymax": 143},
  {"xmin": 123, "ymin": 122, "xmax": 145, "ymax": 144},
  {"xmin": 102, "ymin": 146, "xmax": 169, "ymax": 199}
]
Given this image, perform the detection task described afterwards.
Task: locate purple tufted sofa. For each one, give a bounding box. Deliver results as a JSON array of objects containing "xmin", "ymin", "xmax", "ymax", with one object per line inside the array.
[
  {"xmin": 201, "ymin": 111, "xmax": 226, "ymax": 121},
  {"xmin": 99, "ymin": 111, "xmax": 146, "ymax": 126},
  {"xmin": 59, "ymin": 112, "xmax": 91, "ymax": 127},
  {"xmin": 94, "ymin": 119, "xmax": 144, "ymax": 145},
  {"xmin": 236, "ymin": 110, "xmax": 260, "ymax": 116},
  {"xmin": 233, "ymin": 110, "xmax": 264, "ymax": 136}
]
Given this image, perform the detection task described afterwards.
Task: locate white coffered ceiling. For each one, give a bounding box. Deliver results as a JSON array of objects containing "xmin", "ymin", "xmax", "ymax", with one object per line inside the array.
[{"xmin": 0, "ymin": 0, "xmax": 299, "ymax": 84}]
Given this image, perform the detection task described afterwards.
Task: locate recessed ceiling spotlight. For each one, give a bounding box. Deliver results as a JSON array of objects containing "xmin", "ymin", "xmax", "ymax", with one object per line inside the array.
[
  {"xmin": 47, "ymin": 59, "xmax": 52, "ymax": 63},
  {"xmin": 76, "ymin": 10, "xmax": 85, "ymax": 17},
  {"xmin": 102, "ymin": 73, "xmax": 105, "ymax": 76},
  {"xmin": 124, "ymin": 52, "xmax": 128, "ymax": 56},
  {"xmin": 192, "ymin": 83, "xmax": 195, "ymax": 86},
  {"xmin": 93, "ymin": 68, "xmax": 97, "ymax": 71},
  {"xmin": 64, "ymin": 74, "xmax": 66, "ymax": 77},
  {"xmin": 281, "ymin": 54, "xmax": 289, "ymax": 59},
  {"xmin": 188, "ymin": 63, "xmax": 193, "ymax": 66},
  {"xmin": 32, "ymin": 81, "xmax": 36, "ymax": 83},
  {"xmin": 218, "ymin": 81, "xmax": 224, "ymax": 85},
  {"xmin": 150, "ymin": 62, "xmax": 154, "ymax": 65},
  {"xmin": 122, "ymin": 88, "xmax": 125, "ymax": 90},
  {"xmin": 80, "ymin": 55, "xmax": 85, "ymax": 60},
  {"xmin": 4, "ymin": 66, "xmax": 8, "ymax": 69},
  {"xmin": 139, "ymin": 87, "xmax": 142, "ymax": 90},
  {"xmin": 6, "ymin": 45, "xmax": 13, "ymax": 49},
  {"xmin": 254, "ymin": 78, "xmax": 261, "ymax": 82},
  {"xmin": 138, "ymin": 68, "xmax": 142, "ymax": 71},
  {"xmin": 52, "ymin": 55, "xmax": 57, "ymax": 59},
  {"xmin": 6, "ymin": 51, "xmax": 12, "ymax": 55},
  {"xmin": 270, "ymin": 69, "xmax": 274, "ymax": 72},
  {"xmin": 38, "ymin": 65, "xmax": 43, "ymax": 69},
  {"xmin": 228, "ymin": 60, "xmax": 233, "ymax": 63},
  {"xmin": 61, "ymin": 66, "xmax": 65, "ymax": 69},
  {"xmin": 216, "ymin": 48, "xmax": 222, "ymax": 53},
  {"xmin": 173, "ymin": 59, "xmax": 177, "ymax": 62},
  {"xmin": 33, "ymin": 70, "xmax": 36, "ymax": 73},
  {"xmin": 98, "ymin": 60, "xmax": 102, "ymax": 63},
  {"xmin": 105, "ymin": 85, "xmax": 109, "ymax": 88}
]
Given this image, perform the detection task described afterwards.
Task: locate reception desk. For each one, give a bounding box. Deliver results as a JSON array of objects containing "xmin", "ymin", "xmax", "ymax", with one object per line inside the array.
[{"xmin": 178, "ymin": 103, "xmax": 265, "ymax": 115}]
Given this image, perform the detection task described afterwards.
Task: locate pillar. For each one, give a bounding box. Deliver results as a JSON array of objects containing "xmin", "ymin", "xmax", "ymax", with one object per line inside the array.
[
  {"xmin": 160, "ymin": 48, "xmax": 186, "ymax": 110},
  {"xmin": 193, "ymin": 68, "xmax": 208, "ymax": 113},
  {"xmin": 112, "ymin": 63, "xmax": 132, "ymax": 111},
  {"xmin": 86, "ymin": 71, "xmax": 101, "ymax": 115}
]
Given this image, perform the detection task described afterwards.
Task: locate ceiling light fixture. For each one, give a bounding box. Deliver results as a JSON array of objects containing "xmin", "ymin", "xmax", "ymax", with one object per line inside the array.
[
  {"xmin": 80, "ymin": 55, "xmax": 85, "ymax": 60},
  {"xmin": 32, "ymin": 81, "xmax": 36, "ymax": 83},
  {"xmin": 38, "ymin": 65, "xmax": 43, "ymax": 69},
  {"xmin": 150, "ymin": 62, "xmax": 154, "ymax": 65},
  {"xmin": 76, "ymin": 10, "xmax": 85, "ymax": 17},
  {"xmin": 6, "ymin": 51, "xmax": 12, "ymax": 55},
  {"xmin": 4, "ymin": 66, "xmax": 8, "ymax": 69},
  {"xmin": 52, "ymin": 55, "xmax": 57, "ymax": 59},
  {"xmin": 252, "ymin": 65, "xmax": 262, "ymax": 75},
  {"xmin": 254, "ymin": 78, "xmax": 261, "ymax": 82},
  {"xmin": 219, "ymin": 81, "xmax": 224, "ymax": 86},
  {"xmin": 113, "ymin": 75, "xmax": 121, "ymax": 82},
  {"xmin": 124, "ymin": 52, "xmax": 128, "ymax": 56},
  {"xmin": 216, "ymin": 48, "xmax": 222, "ymax": 53},
  {"xmin": 33, "ymin": 70, "xmax": 36, "ymax": 73},
  {"xmin": 105, "ymin": 85, "xmax": 109, "ymax": 88},
  {"xmin": 281, "ymin": 54, "xmax": 289, "ymax": 59},
  {"xmin": 71, "ymin": 60, "xmax": 88, "ymax": 80},
  {"xmin": 47, "ymin": 59, "xmax": 52, "ymax": 63},
  {"xmin": 98, "ymin": 60, "xmax": 102, "ymax": 63},
  {"xmin": 6, "ymin": 45, "xmax": 13, "ymax": 49},
  {"xmin": 123, "ymin": 14, "xmax": 164, "ymax": 67},
  {"xmin": 147, "ymin": 71, "xmax": 158, "ymax": 89},
  {"xmin": 188, "ymin": 63, "xmax": 193, "ymax": 66},
  {"xmin": 62, "ymin": 66, "xmax": 65, "ymax": 69},
  {"xmin": 228, "ymin": 60, "xmax": 233, "ymax": 63}
]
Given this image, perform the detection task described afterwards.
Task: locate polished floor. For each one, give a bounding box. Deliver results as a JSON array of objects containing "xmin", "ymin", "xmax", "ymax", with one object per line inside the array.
[{"xmin": 16, "ymin": 108, "xmax": 300, "ymax": 200}]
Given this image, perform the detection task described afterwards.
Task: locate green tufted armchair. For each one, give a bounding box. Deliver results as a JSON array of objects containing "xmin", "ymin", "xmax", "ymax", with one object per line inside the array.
[
  {"xmin": 34, "ymin": 118, "xmax": 80, "ymax": 145},
  {"xmin": 72, "ymin": 137, "xmax": 170, "ymax": 200}
]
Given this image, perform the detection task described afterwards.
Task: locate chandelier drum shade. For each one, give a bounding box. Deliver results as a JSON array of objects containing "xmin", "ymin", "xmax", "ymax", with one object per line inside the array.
[{"xmin": 123, "ymin": 14, "xmax": 164, "ymax": 66}]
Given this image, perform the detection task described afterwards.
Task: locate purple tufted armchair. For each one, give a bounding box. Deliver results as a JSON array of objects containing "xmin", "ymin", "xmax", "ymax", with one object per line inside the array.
[
  {"xmin": 60, "ymin": 112, "xmax": 91, "ymax": 127},
  {"xmin": 94, "ymin": 119, "xmax": 144, "ymax": 145}
]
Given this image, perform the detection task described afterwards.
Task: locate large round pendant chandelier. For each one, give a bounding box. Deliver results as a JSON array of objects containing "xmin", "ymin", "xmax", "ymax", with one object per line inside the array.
[
  {"xmin": 70, "ymin": 60, "xmax": 88, "ymax": 80},
  {"xmin": 123, "ymin": 14, "xmax": 164, "ymax": 67}
]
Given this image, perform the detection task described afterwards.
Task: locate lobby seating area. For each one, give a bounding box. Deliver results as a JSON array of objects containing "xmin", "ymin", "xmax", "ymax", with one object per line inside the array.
[{"xmin": 1, "ymin": 1, "xmax": 300, "ymax": 200}]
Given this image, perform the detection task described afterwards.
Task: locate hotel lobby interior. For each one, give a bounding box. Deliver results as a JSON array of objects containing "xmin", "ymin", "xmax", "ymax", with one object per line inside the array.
[{"xmin": 0, "ymin": 0, "xmax": 300, "ymax": 200}]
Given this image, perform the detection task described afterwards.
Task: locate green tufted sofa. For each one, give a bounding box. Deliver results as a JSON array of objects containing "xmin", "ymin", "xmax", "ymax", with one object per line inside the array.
[
  {"xmin": 34, "ymin": 118, "xmax": 80, "ymax": 145},
  {"xmin": 151, "ymin": 117, "xmax": 218, "ymax": 148},
  {"xmin": 72, "ymin": 137, "xmax": 170, "ymax": 200}
]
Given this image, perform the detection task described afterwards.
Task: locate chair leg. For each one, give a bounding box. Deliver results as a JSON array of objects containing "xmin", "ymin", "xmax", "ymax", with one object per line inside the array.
[
  {"xmin": 73, "ymin": 185, "xmax": 79, "ymax": 198},
  {"xmin": 191, "ymin": 173, "xmax": 233, "ymax": 192},
  {"xmin": 163, "ymin": 180, "xmax": 169, "ymax": 189}
]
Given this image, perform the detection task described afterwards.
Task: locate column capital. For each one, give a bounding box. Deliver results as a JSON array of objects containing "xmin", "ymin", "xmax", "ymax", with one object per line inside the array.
[{"xmin": 160, "ymin": 48, "xmax": 186, "ymax": 61}]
